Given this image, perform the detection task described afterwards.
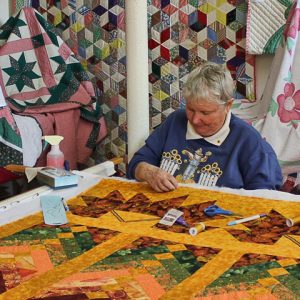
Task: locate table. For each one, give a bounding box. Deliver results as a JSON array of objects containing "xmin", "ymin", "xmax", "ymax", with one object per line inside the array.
[
  {"xmin": 0, "ymin": 161, "xmax": 116, "ymax": 225},
  {"xmin": 0, "ymin": 177, "xmax": 300, "ymax": 299}
]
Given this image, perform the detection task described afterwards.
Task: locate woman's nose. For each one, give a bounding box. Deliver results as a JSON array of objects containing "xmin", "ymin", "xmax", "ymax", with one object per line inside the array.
[{"xmin": 191, "ymin": 113, "xmax": 203, "ymax": 124}]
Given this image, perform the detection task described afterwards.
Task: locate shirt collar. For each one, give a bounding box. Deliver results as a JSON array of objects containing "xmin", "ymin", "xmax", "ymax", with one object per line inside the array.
[{"xmin": 186, "ymin": 111, "xmax": 231, "ymax": 146}]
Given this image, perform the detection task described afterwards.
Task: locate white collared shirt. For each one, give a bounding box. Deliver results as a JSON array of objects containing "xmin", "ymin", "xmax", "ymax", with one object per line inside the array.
[{"xmin": 186, "ymin": 111, "xmax": 231, "ymax": 146}]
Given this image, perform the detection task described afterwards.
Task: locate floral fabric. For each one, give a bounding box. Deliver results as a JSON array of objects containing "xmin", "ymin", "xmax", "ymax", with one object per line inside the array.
[{"xmin": 233, "ymin": 0, "xmax": 300, "ymax": 175}]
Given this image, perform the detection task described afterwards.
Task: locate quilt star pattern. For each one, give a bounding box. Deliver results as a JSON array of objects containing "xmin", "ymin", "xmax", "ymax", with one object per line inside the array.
[{"xmin": 0, "ymin": 178, "xmax": 299, "ymax": 299}]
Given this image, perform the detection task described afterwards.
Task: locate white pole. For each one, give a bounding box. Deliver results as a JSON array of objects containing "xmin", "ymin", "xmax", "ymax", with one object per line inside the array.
[
  {"xmin": 0, "ymin": 0, "xmax": 10, "ymax": 25},
  {"xmin": 125, "ymin": 0, "xmax": 149, "ymax": 160}
]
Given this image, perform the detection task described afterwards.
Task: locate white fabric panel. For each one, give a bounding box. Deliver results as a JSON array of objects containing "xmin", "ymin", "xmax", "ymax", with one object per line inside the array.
[{"xmin": 13, "ymin": 114, "xmax": 42, "ymax": 166}]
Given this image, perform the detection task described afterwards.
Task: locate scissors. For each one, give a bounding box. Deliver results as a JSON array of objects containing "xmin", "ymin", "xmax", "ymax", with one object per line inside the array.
[{"xmin": 204, "ymin": 205, "xmax": 233, "ymax": 217}]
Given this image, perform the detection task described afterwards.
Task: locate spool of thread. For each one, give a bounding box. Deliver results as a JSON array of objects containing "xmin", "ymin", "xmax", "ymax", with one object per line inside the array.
[
  {"xmin": 286, "ymin": 216, "xmax": 300, "ymax": 227},
  {"xmin": 189, "ymin": 222, "xmax": 205, "ymax": 236}
]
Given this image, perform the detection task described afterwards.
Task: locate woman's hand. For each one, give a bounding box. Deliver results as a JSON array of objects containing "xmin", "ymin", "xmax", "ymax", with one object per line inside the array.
[{"xmin": 135, "ymin": 162, "xmax": 178, "ymax": 192}]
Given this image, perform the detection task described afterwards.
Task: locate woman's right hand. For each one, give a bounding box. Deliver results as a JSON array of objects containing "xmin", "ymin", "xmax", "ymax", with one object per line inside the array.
[{"xmin": 134, "ymin": 162, "xmax": 178, "ymax": 192}]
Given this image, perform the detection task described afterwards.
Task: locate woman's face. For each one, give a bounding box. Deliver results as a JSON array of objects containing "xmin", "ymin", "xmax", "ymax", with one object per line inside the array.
[{"xmin": 186, "ymin": 97, "xmax": 233, "ymax": 137}]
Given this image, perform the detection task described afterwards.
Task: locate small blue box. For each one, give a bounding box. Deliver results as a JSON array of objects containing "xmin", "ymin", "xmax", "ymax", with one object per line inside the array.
[{"xmin": 37, "ymin": 167, "xmax": 78, "ymax": 188}]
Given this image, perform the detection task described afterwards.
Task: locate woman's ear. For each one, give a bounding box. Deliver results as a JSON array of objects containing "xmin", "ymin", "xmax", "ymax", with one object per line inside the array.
[{"xmin": 225, "ymin": 98, "xmax": 234, "ymax": 112}]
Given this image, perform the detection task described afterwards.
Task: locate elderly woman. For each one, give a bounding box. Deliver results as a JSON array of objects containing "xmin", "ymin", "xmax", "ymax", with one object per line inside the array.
[{"xmin": 127, "ymin": 62, "xmax": 282, "ymax": 192}]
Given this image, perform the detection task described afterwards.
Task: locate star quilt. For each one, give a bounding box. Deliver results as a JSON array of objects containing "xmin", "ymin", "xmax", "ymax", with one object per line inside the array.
[{"xmin": 0, "ymin": 7, "xmax": 107, "ymax": 168}]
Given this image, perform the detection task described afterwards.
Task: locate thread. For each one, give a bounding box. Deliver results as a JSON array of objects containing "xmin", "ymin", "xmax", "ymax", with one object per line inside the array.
[
  {"xmin": 286, "ymin": 216, "xmax": 300, "ymax": 227},
  {"xmin": 175, "ymin": 216, "xmax": 189, "ymax": 227},
  {"xmin": 189, "ymin": 222, "xmax": 205, "ymax": 236}
]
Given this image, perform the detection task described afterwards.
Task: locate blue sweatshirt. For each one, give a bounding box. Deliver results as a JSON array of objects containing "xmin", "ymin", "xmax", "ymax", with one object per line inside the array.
[{"xmin": 127, "ymin": 110, "xmax": 282, "ymax": 190}]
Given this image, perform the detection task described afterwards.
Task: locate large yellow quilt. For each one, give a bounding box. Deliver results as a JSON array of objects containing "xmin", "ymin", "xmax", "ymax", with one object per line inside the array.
[{"xmin": 0, "ymin": 178, "xmax": 300, "ymax": 299}]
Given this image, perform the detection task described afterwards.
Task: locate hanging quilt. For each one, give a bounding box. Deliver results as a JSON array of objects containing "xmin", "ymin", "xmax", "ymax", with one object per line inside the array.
[
  {"xmin": 233, "ymin": 0, "xmax": 300, "ymax": 175},
  {"xmin": 0, "ymin": 7, "xmax": 107, "ymax": 168},
  {"xmin": 10, "ymin": 1, "xmax": 256, "ymax": 164},
  {"xmin": 246, "ymin": 0, "xmax": 293, "ymax": 55}
]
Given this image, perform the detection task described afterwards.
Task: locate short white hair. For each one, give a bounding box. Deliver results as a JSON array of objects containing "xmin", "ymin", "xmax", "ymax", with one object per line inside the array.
[{"xmin": 183, "ymin": 62, "xmax": 235, "ymax": 105}]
